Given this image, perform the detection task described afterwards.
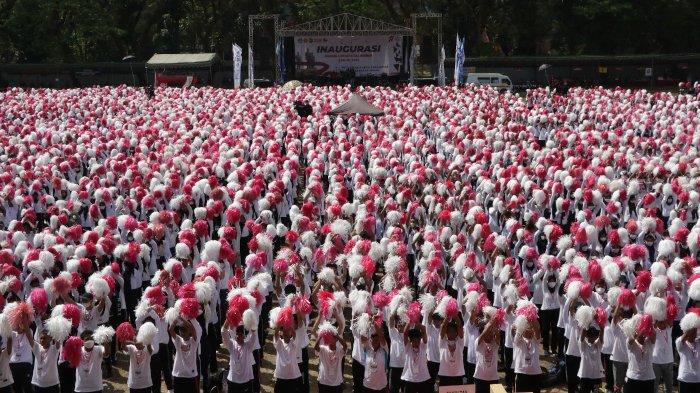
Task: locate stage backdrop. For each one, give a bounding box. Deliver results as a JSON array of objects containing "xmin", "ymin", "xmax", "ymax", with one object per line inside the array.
[{"xmin": 294, "ymin": 35, "xmax": 403, "ymax": 76}]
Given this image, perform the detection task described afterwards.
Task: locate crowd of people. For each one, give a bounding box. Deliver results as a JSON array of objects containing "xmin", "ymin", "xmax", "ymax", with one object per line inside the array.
[{"xmin": 0, "ymin": 83, "xmax": 697, "ymax": 393}]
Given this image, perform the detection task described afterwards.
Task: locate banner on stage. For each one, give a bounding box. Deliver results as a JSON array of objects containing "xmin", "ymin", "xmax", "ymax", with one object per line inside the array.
[{"xmin": 294, "ymin": 35, "xmax": 402, "ymax": 76}]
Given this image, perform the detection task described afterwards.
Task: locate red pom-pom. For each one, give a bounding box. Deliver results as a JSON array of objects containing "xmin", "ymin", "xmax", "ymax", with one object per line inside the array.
[
  {"xmin": 276, "ymin": 306, "xmax": 295, "ymax": 330},
  {"xmin": 407, "ymin": 301, "xmax": 422, "ymax": 324},
  {"xmin": 636, "ymin": 271, "xmax": 652, "ymax": 293},
  {"xmin": 29, "ymin": 288, "xmax": 48, "ymax": 313},
  {"xmin": 445, "ymin": 298, "xmax": 459, "ymax": 319},
  {"xmin": 8, "ymin": 301, "xmax": 34, "ymax": 330},
  {"xmin": 63, "ymin": 303, "xmax": 82, "ymax": 327},
  {"xmin": 116, "ymin": 322, "xmax": 136, "ymax": 344},
  {"xmin": 53, "ymin": 276, "xmax": 72, "ymax": 295},
  {"xmin": 618, "ymin": 288, "xmax": 636, "ymax": 309},
  {"xmin": 588, "ymin": 261, "xmax": 602, "ymax": 283},
  {"xmin": 177, "ymin": 283, "xmax": 196, "ymax": 299},
  {"xmin": 250, "ymin": 289, "xmax": 263, "ymax": 307},
  {"xmin": 516, "ymin": 304, "xmax": 539, "ymax": 323},
  {"xmin": 62, "ymin": 336, "xmax": 84, "ymax": 367},
  {"xmin": 666, "ymin": 295, "xmax": 678, "ymax": 323},
  {"xmin": 179, "ymin": 298, "xmax": 200, "ymax": 320},
  {"xmin": 492, "ymin": 308, "xmax": 506, "ymax": 327},
  {"xmin": 273, "ymin": 259, "xmax": 288, "ymax": 275},
  {"xmin": 110, "ymin": 262, "xmax": 120, "ymax": 274},
  {"xmin": 637, "ymin": 314, "xmax": 655, "ymax": 338},
  {"xmin": 70, "ymin": 272, "xmax": 83, "ymax": 289},
  {"xmin": 144, "ymin": 286, "xmax": 166, "ymax": 306},
  {"xmin": 580, "ymin": 283, "xmax": 593, "ymax": 300},
  {"xmin": 294, "ymin": 295, "xmax": 312, "ymax": 316},
  {"xmin": 372, "ymin": 291, "xmax": 391, "ymax": 309},
  {"xmin": 8, "ymin": 277, "xmax": 21, "ymax": 294},
  {"xmin": 226, "ymin": 307, "xmax": 242, "ymax": 327},
  {"xmin": 595, "ymin": 308, "xmax": 607, "ymax": 328}
]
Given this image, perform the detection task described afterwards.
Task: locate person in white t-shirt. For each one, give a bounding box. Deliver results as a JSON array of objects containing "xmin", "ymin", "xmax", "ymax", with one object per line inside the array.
[
  {"xmin": 651, "ymin": 319, "xmax": 673, "ymax": 393},
  {"xmin": 273, "ymin": 324, "xmax": 302, "ymax": 393},
  {"xmin": 0, "ymin": 335, "xmax": 14, "ymax": 393},
  {"xmin": 222, "ymin": 322, "xmax": 255, "ymax": 393},
  {"xmin": 577, "ymin": 323, "xmax": 603, "ymax": 393},
  {"xmin": 512, "ymin": 317, "xmax": 541, "ymax": 393},
  {"xmin": 121, "ymin": 339, "xmax": 155, "ymax": 393},
  {"xmin": 387, "ymin": 314, "xmax": 406, "ymax": 393},
  {"xmin": 30, "ymin": 328, "xmax": 60, "ymax": 393},
  {"xmin": 313, "ymin": 327, "xmax": 346, "ymax": 393},
  {"xmin": 624, "ymin": 320, "xmax": 655, "ymax": 393},
  {"xmin": 362, "ymin": 328, "xmax": 388, "ymax": 393},
  {"xmin": 401, "ymin": 323, "xmax": 431, "ymax": 393},
  {"xmin": 168, "ymin": 318, "xmax": 199, "ymax": 393},
  {"xmin": 10, "ymin": 325, "xmax": 33, "ymax": 393},
  {"xmin": 74, "ymin": 329, "xmax": 110, "ymax": 393},
  {"xmin": 676, "ymin": 312, "xmax": 700, "ymax": 393},
  {"xmin": 437, "ymin": 318, "xmax": 464, "ymax": 387},
  {"xmin": 474, "ymin": 312, "xmax": 501, "ymax": 393}
]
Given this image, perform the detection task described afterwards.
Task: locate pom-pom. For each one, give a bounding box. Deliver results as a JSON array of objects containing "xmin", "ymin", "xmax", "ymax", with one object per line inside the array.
[
  {"xmin": 52, "ymin": 275, "xmax": 72, "ymax": 296},
  {"xmin": 680, "ymin": 312, "xmax": 700, "ymax": 332},
  {"xmin": 178, "ymin": 298, "xmax": 200, "ymax": 320},
  {"xmin": 45, "ymin": 315, "xmax": 72, "ymax": 342},
  {"xmin": 28, "ymin": 288, "xmax": 48, "ymax": 314},
  {"xmin": 318, "ymin": 267, "xmax": 336, "ymax": 284},
  {"xmin": 293, "ymin": 295, "xmax": 312, "ymax": 316},
  {"xmin": 275, "ymin": 306, "xmax": 295, "ymax": 330},
  {"xmin": 595, "ymin": 307, "xmax": 607, "ymax": 329},
  {"xmin": 116, "ymin": 322, "xmax": 136, "ymax": 344},
  {"xmin": 136, "ymin": 322, "xmax": 157, "ymax": 346},
  {"xmin": 636, "ymin": 271, "xmax": 652, "ymax": 292},
  {"xmin": 8, "ymin": 301, "xmax": 34, "ymax": 330},
  {"xmin": 242, "ymin": 309, "xmax": 258, "ymax": 331},
  {"xmin": 516, "ymin": 301, "xmax": 539, "ymax": 323},
  {"xmin": 317, "ymin": 321, "xmax": 338, "ymax": 344},
  {"xmin": 62, "ymin": 303, "xmax": 82, "ymax": 327},
  {"xmin": 644, "ymin": 296, "xmax": 667, "ymax": 322},
  {"xmin": 636, "ymin": 314, "xmax": 655, "ymax": 339},
  {"xmin": 575, "ymin": 305, "xmax": 594, "ymax": 329},
  {"xmin": 618, "ymin": 288, "xmax": 636, "ymax": 310},
  {"xmin": 588, "ymin": 261, "xmax": 602, "ymax": 283},
  {"xmin": 407, "ymin": 301, "xmax": 422, "ymax": 324},
  {"xmin": 372, "ymin": 291, "xmax": 391, "ymax": 309},
  {"xmin": 62, "ymin": 336, "xmax": 84, "ymax": 367},
  {"xmin": 93, "ymin": 325, "xmax": 115, "ymax": 345}
]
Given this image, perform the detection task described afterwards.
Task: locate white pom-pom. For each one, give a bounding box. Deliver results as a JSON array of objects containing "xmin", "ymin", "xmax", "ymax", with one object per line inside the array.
[
  {"xmin": 164, "ymin": 307, "xmax": 179, "ymax": 326},
  {"xmin": 39, "ymin": 250, "xmax": 55, "ymax": 270},
  {"xmin": 649, "ymin": 276, "xmax": 669, "ymax": 295},
  {"xmin": 567, "ymin": 280, "xmax": 582, "ymax": 300},
  {"xmin": 93, "ymin": 325, "xmax": 115, "ymax": 345},
  {"xmin": 268, "ymin": 307, "xmax": 281, "ymax": 329},
  {"xmin": 318, "ymin": 267, "xmax": 336, "ymax": 284},
  {"xmin": 243, "ymin": 309, "xmax": 258, "ymax": 331},
  {"xmin": 317, "ymin": 321, "xmax": 338, "ymax": 338},
  {"xmin": 575, "ymin": 305, "xmax": 594, "ymax": 329},
  {"xmin": 513, "ymin": 315, "xmax": 530, "ymax": 337},
  {"xmin": 202, "ymin": 240, "xmax": 221, "ymax": 262},
  {"xmin": 194, "ymin": 280, "xmax": 214, "ymax": 304},
  {"xmin": 86, "ymin": 274, "xmax": 110, "ymax": 298},
  {"xmin": 355, "ymin": 313, "xmax": 372, "ymax": 337},
  {"xmin": 418, "ymin": 293, "xmax": 436, "ymax": 314},
  {"xmin": 644, "ymin": 296, "xmax": 667, "ymax": 322},
  {"xmin": 680, "ymin": 312, "xmax": 700, "ymax": 332},
  {"xmin": 348, "ymin": 289, "xmax": 370, "ymax": 316},
  {"xmin": 657, "ymin": 240, "xmax": 675, "ymax": 259},
  {"xmin": 136, "ymin": 322, "xmax": 157, "ymax": 346},
  {"xmin": 607, "ymin": 286, "xmax": 621, "ymax": 305},
  {"xmin": 45, "ymin": 315, "xmax": 72, "ymax": 343},
  {"xmin": 690, "ymin": 280, "xmax": 700, "ymax": 301},
  {"xmin": 622, "ymin": 314, "xmax": 641, "ymax": 338},
  {"xmin": 175, "ymin": 243, "xmax": 190, "ymax": 259},
  {"xmin": 603, "ymin": 262, "xmax": 620, "ymax": 287}
]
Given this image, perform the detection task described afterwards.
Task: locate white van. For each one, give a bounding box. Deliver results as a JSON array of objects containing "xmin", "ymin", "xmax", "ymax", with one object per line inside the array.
[{"xmin": 465, "ymin": 73, "xmax": 513, "ymax": 92}]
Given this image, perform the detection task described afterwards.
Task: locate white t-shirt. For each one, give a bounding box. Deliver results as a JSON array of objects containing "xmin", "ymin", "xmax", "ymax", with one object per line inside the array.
[
  {"xmin": 0, "ymin": 350, "xmax": 12, "ymax": 388},
  {"xmin": 513, "ymin": 335, "xmax": 540, "ymax": 375},
  {"xmin": 31, "ymin": 343, "xmax": 60, "ymax": 387},
  {"xmin": 388, "ymin": 327, "xmax": 405, "ymax": 368},
  {"xmin": 363, "ymin": 346, "xmax": 388, "ymax": 390},
  {"xmin": 74, "ymin": 345, "xmax": 104, "ymax": 392},
  {"xmin": 351, "ymin": 323, "xmax": 364, "ymax": 364},
  {"xmin": 273, "ymin": 336, "xmax": 301, "ymax": 380},
  {"xmin": 10, "ymin": 332, "xmax": 33, "ymax": 364},
  {"xmin": 504, "ymin": 313, "xmax": 516, "ymax": 348},
  {"xmin": 541, "ymin": 273, "xmax": 561, "ymax": 310},
  {"xmin": 126, "ymin": 344, "xmax": 153, "ymax": 389},
  {"xmin": 438, "ymin": 336, "xmax": 465, "ymax": 377},
  {"xmin": 566, "ymin": 319, "xmax": 582, "ymax": 357},
  {"xmin": 676, "ymin": 337, "xmax": 700, "ymax": 383},
  {"xmin": 610, "ymin": 320, "xmax": 629, "ymax": 362},
  {"xmin": 625, "ymin": 339, "xmax": 655, "ymax": 381},
  {"xmin": 172, "ymin": 335, "xmax": 199, "ymax": 378},
  {"xmin": 465, "ymin": 322, "xmax": 480, "ymax": 364},
  {"xmin": 426, "ymin": 321, "xmax": 440, "ymax": 363},
  {"xmin": 651, "ymin": 327, "xmax": 673, "ymax": 364},
  {"xmin": 577, "ymin": 339, "xmax": 602, "ymax": 379},
  {"xmin": 474, "ymin": 338, "xmax": 499, "ymax": 381},
  {"xmin": 316, "ymin": 345, "xmax": 344, "ymax": 387},
  {"xmin": 223, "ymin": 330, "xmax": 255, "ymax": 384},
  {"xmin": 401, "ymin": 342, "xmax": 430, "ymax": 383}
]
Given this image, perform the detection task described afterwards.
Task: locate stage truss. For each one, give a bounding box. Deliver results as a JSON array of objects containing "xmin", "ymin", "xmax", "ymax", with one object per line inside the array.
[{"xmin": 247, "ymin": 13, "xmax": 442, "ymax": 86}]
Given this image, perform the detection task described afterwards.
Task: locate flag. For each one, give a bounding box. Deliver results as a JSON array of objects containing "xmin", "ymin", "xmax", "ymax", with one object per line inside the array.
[
  {"xmin": 454, "ymin": 35, "xmax": 465, "ymax": 85},
  {"xmin": 232, "ymin": 44, "xmax": 243, "ymax": 89},
  {"xmin": 438, "ymin": 45, "xmax": 446, "ymax": 86},
  {"xmin": 275, "ymin": 39, "xmax": 285, "ymax": 83},
  {"xmin": 247, "ymin": 43, "xmax": 254, "ymax": 87}
]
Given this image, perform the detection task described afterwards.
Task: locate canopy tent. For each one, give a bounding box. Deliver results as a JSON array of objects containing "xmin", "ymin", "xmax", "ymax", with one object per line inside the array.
[
  {"xmin": 328, "ymin": 94, "xmax": 384, "ymax": 116},
  {"xmin": 145, "ymin": 53, "xmax": 218, "ymax": 69}
]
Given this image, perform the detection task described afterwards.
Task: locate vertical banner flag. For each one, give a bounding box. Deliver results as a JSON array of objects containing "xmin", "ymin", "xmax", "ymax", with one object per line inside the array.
[
  {"xmin": 438, "ymin": 45, "xmax": 446, "ymax": 86},
  {"xmin": 454, "ymin": 35, "xmax": 465, "ymax": 85},
  {"xmin": 232, "ymin": 44, "xmax": 242, "ymax": 89},
  {"xmin": 247, "ymin": 43, "xmax": 254, "ymax": 87}
]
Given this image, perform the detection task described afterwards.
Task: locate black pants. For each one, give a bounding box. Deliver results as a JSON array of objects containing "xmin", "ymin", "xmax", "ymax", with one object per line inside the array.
[
  {"xmin": 403, "ymin": 380, "xmax": 432, "ymax": 393},
  {"xmin": 390, "ymin": 367, "xmax": 403, "ymax": 393},
  {"xmin": 32, "ymin": 386, "xmax": 60, "ymax": 393},
  {"xmin": 318, "ymin": 383, "xmax": 343, "ymax": 393},
  {"xmin": 125, "ymin": 288, "xmax": 142, "ymax": 324},
  {"xmin": 275, "ymin": 377, "xmax": 303, "ymax": 393},
  {"xmin": 540, "ymin": 308, "xmax": 560, "ymax": 353},
  {"xmin": 299, "ymin": 347, "xmax": 310, "ymax": 393},
  {"xmin": 352, "ymin": 359, "xmax": 365, "ymax": 393},
  {"xmin": 173, "ymin": 376, "xmax": 197, "ymax": 393},
  {"xmin": 579, "ymin": 377, "xmax": 601, "ymax": 393},
  {"xmin": 364, "ymin": 388, "xmax": 387, "ymax": 393},
  {"xmin": 602, "ymin": 353, "xmax": 614, "ymax": 391},
  {"xmin": 130, "ymin": 388, "xmax": 152, "ymax": 393},
  {"xmin": 624, "ymin": 378, "xmax": 654, "ymax": 393},
  {"xmin": 680, "ymin": 381, "xmax": 700, "ymax": 393},
  {"xmin": 438, "ymin": 375, "xmax": 463, "ymax": 387},
  {"xmin": 427, "ymin": 361, "xmax": 439, "ymax": 387},
  {"xmin": 465, "ymin": 361, "xmax": 475, "ymax": 384},
  {"xmin": 504, "ymin": 346, "xmax": 514, "ymax": 387},
  {"xmin": 566, "ymin": 354, "xmax": 581, "ymax": 392},
  {"xmin": 253, "ymin": 348, "xmax": 262, "ymax": 393},
  {"xmin": 10, "ymin": 362, "xmax": 32, "ymax": 393},
  {"xmin": 515, "ymin": 373, "xmax": 541, "ymax": 393},
  {"xmin": 474, "ymin": 378, "xmax": 498, "ymax": 393},
  {"xmin": 557, "ymin": 327, "xmax": 566, "ymax": 357},
  {"xmin": 58, "ymin": 362, "xmax": 75, "ymax": 393},
  {"xmin": 228, "ymin": 379, "xmax": 254, "ymax": 393}
]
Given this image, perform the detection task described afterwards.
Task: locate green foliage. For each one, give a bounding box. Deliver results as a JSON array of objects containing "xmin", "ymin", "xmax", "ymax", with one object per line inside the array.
[{"xmin": 0, "ymin": 0, "xmax": 698, "ymax": 62}]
